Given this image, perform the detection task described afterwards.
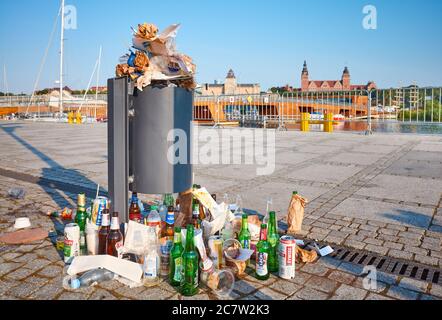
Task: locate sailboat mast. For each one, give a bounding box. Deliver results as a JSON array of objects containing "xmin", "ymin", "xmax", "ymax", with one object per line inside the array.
[
  {"xmin": 95, "ymin": 45, "xmax": 102, "ymax": 120},
  {"xmin": 59, "ymin": 0, "xmax": 65, "ymax": 116}
]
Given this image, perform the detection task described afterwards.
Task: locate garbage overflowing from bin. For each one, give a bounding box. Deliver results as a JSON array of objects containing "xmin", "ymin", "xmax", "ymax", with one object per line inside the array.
[
  {"xmin": 51, "ymin": 183, "xmax": 326, "ymax": 298},
  {"xmin": 115, "ymin": 22, "xmax": 196, "ymax": 91}
]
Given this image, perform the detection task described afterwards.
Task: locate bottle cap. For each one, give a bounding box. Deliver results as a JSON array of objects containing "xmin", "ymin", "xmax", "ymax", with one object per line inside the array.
[
  {"xmin": 70, "ymin": 278, "xmax": 80, "ymax": 289},
  {"xmin": 293, "ymin": 191, "xmax": 298, "ymax": 195}
]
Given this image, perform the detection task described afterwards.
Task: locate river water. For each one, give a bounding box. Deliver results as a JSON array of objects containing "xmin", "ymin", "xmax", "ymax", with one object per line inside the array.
[{"xmin": 302, "ymin": 120, "xmax": 442, "ymax": 134}]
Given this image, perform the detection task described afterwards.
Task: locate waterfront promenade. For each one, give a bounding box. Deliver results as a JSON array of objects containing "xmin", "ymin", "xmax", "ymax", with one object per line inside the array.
[{"xmin": 0, "ymin": 121, "xmax": 441, "ymax": 300}]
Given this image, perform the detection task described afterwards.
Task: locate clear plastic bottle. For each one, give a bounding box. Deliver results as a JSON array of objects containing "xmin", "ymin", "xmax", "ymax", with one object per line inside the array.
[
  {"xmin": 67, "ymin": 269, "xmax": 114, "ymax": 289},
  {"xmin": 143, "ymin": 227, "xmax": 160, "ymax": 287},
  {"xmin": 158, "ymin": 204, "xmax": 168, "ymax": 222},
  {"xmin": 146, "ymin": 206, "xmax": 161, "ymax": 239}
]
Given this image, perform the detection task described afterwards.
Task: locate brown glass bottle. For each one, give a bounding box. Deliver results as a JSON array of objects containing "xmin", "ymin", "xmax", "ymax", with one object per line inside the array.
[
  {"xmin": 107, "ymin": 212, "xmax": 123, "ymax": 258},
  {"xmin": 98, "ymin": 209, "xmax": 110, "ymax": 255}
]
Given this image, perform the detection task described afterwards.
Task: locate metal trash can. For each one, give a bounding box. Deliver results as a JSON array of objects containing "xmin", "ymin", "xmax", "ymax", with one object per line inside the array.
[
  {"xmin": 130, "ymin": 85, "xmax": 193, "ymax": 194},
  {"xmin": 108, "ymin": 77, "xmax": 193, "ymax": 221}
]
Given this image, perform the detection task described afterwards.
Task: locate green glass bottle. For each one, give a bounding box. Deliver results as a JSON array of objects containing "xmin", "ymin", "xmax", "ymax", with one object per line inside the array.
[
  {"xmin": 238, "ymin": 213, "xmax": 251, "ymax": 249},
  {"xmin": 75, "ymin": 193, "xmax": 87, "ymax": 255},
  {"xmin": 169, "ymin": 227, "xmax": 184, "ymax": 287},
  {"xmin": 255, "ymin": 224, "xmax": 270, "ymax": 280},
  {"xmin": 267, "ymin": 211, "xmax": 280, "ymax": 272},
  {"xmin": 163, "ymin": 193, "xmax": 175, "ymax": 207},
  {"xmin": 181, "ymin": 225, "xmax": 199, "ymax": 296}
]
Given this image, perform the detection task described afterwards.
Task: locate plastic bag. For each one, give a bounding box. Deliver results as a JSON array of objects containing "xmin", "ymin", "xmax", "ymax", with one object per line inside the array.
[
  {"xmin": 8, "ymin": 188, "xmax": 26, "ymax": 199},
  {"xmin": 286, "ymin": 193, "xmax": 308, "ymax": 234},
  {"xmin": 123, "ymin": 221, "xmax": 151, "ymax": 255}
]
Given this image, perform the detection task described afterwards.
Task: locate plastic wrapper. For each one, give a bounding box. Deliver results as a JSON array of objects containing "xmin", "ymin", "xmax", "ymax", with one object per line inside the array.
[{"xmin": 287, "ymin": 193, "xmax": 308, "ymax": 234}]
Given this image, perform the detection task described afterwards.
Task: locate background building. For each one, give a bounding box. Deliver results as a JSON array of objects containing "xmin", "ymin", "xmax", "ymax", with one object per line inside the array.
[
  {"xmin": 300, "ymin": 61, "xmax": 376, "ymax": 92},
  {"xmin": 200, "ymin": 69, "xmax": 261, "ymax": 95}
]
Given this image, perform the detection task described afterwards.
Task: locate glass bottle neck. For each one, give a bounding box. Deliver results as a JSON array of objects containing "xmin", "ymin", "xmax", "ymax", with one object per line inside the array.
[
  {"xmin": 110, "ymin": 216, "xmax": 120, "ymax": 230},
  {"xmin": 260, "ymin": 228, "xmax": 267, "ymax": 241},
  {"xmin": 174, "ymin": 232, "xmax": 181, "ymax": 244}
]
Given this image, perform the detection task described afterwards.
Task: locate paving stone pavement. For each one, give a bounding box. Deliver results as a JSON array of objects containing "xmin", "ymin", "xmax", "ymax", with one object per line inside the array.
[{"xmin": 0, "ymin": 121, "xmax": 441, "ymax": 300}]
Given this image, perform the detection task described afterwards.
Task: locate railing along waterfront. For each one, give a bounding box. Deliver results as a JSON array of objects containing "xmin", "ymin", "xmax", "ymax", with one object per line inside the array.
[{"xmin": 1, "ymin": 88, "xmax": 441, "ymax": 128}]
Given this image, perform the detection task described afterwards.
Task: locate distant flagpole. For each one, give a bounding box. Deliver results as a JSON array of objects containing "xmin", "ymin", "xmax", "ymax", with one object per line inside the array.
[{"xmin": 59, "ymin": 0, "xmax": 65, "ymax": 117}]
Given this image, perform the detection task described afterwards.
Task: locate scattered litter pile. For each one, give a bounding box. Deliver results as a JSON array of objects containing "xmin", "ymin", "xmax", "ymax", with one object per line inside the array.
[{"xmin": 115, "ymin": 22, "xmax": 196, "ymax": 91}]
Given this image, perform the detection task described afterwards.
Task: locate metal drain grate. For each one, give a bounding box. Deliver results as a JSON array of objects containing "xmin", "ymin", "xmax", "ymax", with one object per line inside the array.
[{"xmin": 329, "ymin": 245, "xmax": 442, "ymax": 285}]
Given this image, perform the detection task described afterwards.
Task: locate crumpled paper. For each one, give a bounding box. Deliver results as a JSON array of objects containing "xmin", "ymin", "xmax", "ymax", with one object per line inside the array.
[
  {"xmin": 287, "ymin": 193, "xmax": 308, "ymax": 234},
  {"xmin": 296, "ymin": 246, "xmax": 318, "ymax": 263},
  {"xmin": 134, "ymin": 23, "xmax": 158, "ymax": 41},
  {"xmin": 116, "ymin": 22, "xmax": 196, "ymax": 92}
]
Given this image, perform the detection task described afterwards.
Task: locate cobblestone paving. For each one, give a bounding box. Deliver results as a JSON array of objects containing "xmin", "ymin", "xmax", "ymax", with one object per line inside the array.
[{"xmin": 0, "ymin": 121, "xmax": 441, "ymax": 300}]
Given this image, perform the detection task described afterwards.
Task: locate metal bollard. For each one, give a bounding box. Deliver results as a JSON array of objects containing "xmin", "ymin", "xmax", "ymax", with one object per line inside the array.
[
  {"xmin": 301, "ymin": 112, "xmax": 310, "ymax": 132},
  {"xmin": 324, "ymin": 113, "xmax": 333, "ymax": 133}
]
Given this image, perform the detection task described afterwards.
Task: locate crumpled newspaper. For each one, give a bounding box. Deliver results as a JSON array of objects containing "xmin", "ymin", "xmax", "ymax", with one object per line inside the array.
[{"xmin": 116, "ymin": 22, "xmax": 196, "ymax": 92}]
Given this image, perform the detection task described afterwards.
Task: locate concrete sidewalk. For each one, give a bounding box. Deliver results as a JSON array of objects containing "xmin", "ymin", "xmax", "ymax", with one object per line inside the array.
[{"xmin": 0, "ymin": 121, "xmax": 441, "ymax": 300}]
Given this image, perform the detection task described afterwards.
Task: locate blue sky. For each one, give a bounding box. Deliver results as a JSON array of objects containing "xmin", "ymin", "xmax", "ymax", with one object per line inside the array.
[{"xmin": 1, "ymin": 0, "xmax": 441, "ymax": 93}]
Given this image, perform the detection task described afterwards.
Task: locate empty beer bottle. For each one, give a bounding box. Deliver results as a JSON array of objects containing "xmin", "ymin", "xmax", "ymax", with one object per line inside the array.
[
  {"xmin": 98, "ymin": 209, "xmax": 110, "ymax": 255},
  {"xmin": 75, "ymin": 193, "xmax": 87, "ymax": 255},
  {"xmin": 191, "ymin": 202, "xmax": 200, "ymax": 229},
  {"xmin": 129, "ymin": 192, "xmax": 141, "ymax": 223},
  {"xmin": 267, "ymin": 211, "xmax": 280, "ymax": 272},
  {"xmin": 169, "ymin": 227, "xmax": 184, "ymax": 287},
  {"xmin": 165, "ymin": 206, "xmax": 175, "ymax": 239},
  {"xmin": 255, "ymin": 224, "xmax": 270, "ymax": 280},
  {"xmin": 107, "ymin": 212, "xmax": 123, "ymax": 258},
  {"xmin": 181, "ymin": 224, "xmax": 198, "ymax": 296},
  {"xmin": 238, "ymin": 213, "xmax": 251, "ymax": 249}
]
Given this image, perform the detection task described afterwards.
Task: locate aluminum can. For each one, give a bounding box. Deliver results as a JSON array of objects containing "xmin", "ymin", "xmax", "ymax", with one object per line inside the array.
[
  {"xmin": 92, "ymin": 197, "xmax": 109, "ymax": 226},
  {"xmin": 278, "ymin": 235, "xmax": 296, "ymax": 279},
  {"xmin": 64, "ymin": 223, "xmax": 80, "ymax": 264}
]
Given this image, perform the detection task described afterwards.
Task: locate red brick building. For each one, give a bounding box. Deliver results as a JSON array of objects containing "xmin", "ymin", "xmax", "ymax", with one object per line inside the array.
[{"xmin": 301, "ymin": 61, "xmax": 376, "ymax": 92}]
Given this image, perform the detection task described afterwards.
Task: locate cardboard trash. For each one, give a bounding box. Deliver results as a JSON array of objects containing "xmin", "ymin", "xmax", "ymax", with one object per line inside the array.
[
  {"xmin": 67, "ymin": 255, "xmax": 143, "ymax": 284},
  {"xmin": 0, "ymin": 228, "xmax": 47, "ymax": 244},
  {"xmin": 177, "ymin": 189, "xmax": 193, "ymax": 227},
  {"xmin": 296, "ymin": 246, "xmax": 318, "ymax": 263},
  {"xmin": 286, "ymin": 193, "xmax": 308, "ymax": 234}
]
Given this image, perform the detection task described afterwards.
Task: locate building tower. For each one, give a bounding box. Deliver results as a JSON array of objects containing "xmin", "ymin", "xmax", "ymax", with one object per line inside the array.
[
  {"xmin": 224, "ymin": 69, "xmax": 237, "ymax": 95},
  {"xmin": 301, "ymin": 61, "xmax": 309, "ymax": 91},
  {"xmin": 342, "ymin": 66, "xmax": 350, "ymax": 90}
]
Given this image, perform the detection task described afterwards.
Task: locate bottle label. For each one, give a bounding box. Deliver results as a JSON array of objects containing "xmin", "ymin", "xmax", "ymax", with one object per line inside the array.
[
  {"xmin": 111, "ymin": 217, "xmax": 120, "ymax": 230},
  {"xmin": 166, "ymin": 212, "xmax": 174, "ymax": 225},
  {"xmin": 173, "ymin": 257, "xmax": 182, "ymax": 282},
  {"xmin": 144, "ymin": 253, "xmax": 159, "ymax": 278},
  {"xmin": 256, "ymin": 252, "xmax": 268, "ymax": 276},
  {"xmin": 101, "ymin": 214, "xmax": 110, "ymax": 227},
  {"xmin": 241, "ymin": 239, "xmax": 250, "ymax": 249},
  {"xmin": 115, "ymin": 240, "xmax": 124, "ymax": 259},
  {"xmin": 79, "ymin": 232, "xmax": 86, "ymax": 247}
]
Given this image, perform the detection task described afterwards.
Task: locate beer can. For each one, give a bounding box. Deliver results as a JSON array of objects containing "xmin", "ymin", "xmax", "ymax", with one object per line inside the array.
[
  {"xmin": 278, "ymin": 235, "xmax": 296, "ymax": 280},
  {"xmin": 92, "ymin": 197, "xmax": 109, "ymax": 226},
  {"xmin": 64, "ymin": 223, "xmax": 80, "ymax": 264},
  {"xmin": 208, "ymin": 236, "xmax": 224, "ymax": 269}
]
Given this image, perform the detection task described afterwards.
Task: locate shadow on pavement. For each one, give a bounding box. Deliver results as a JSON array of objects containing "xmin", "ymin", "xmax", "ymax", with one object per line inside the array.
[
  {"xmin": 0, "ymin": 123, "xmax": 107, "ymax": 252},
  {"xmin": 383, "ymin": 209, "xmax": 434, "ymax": 231}
]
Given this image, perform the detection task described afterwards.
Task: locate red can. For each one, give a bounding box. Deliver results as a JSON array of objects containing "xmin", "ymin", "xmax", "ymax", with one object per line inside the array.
[{"xmin": 278, "ymin": 235, "xmax": 296, "ymax": 279}]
